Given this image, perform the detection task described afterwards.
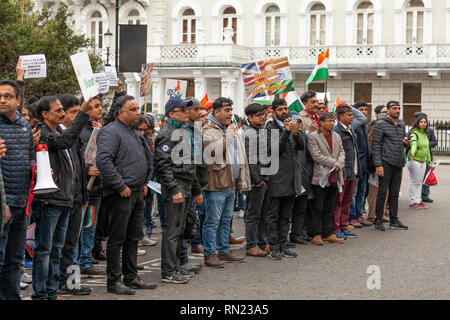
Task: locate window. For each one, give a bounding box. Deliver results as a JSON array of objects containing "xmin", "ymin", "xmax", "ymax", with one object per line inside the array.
[
  {"xmin": 310, "ymin": 3, "xmax": 326, "ymax": 45},
  {"xmin": 182, "ymin": 8, "xmax": 196, "ymax": 44},
  {"xmin": 265, "ymin": 5, "xmax": 281, "ymax": 47},
  {"xmin": 356, "ymin": 1, "xmax": 374, "ymax": 45},
  {"xmin": 403, "ymin": 83, "xmax": 421, "ymax": 124},
  {"xmin": 308, "ymin": 83, "xmax": 325, "ymax": 93},
  {"xmin": 222, "ymin": 7, "xmax": 237, "ymax": 44},
  {"xmin": 354, "ymin": 83, "xmax": 373, "ymax": 121},
  {"xmin": 405, "ymin": 0, "xmax": 424, "ymax": 44},
  {"xmin": 127, "ymin": 9, "xmax": 144, "ymax": 25},
  {"xmin": 89, "ymin": 11, "xmax": 103, "ymax": 49}
]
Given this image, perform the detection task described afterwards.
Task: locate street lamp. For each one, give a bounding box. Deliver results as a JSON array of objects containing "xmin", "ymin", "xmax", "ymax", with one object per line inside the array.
[{"xmin": 104, "ymin": 29, "xmax": 113, "ymax": 66}]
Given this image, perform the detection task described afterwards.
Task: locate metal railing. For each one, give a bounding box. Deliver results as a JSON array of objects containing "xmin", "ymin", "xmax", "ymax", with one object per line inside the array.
[{"xmin": 405, "ymin": 121, "xmax": 450, "ymax": 153}]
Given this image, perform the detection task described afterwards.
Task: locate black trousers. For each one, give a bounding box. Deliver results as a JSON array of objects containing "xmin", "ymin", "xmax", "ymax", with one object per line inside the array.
[
  {"xmin": 289, "ymin": 195, "xmax": 308, "ymax": 240},
  {"xmin": 244, "ymin": 184, "xmax": 269, "ymax": 250},
  {"xmin": 59, "ymin": 203, "xmax": 83, "ymax": 285},
  {"xmin": 311, "ymin": 185, "xmax": 337, "ymax": 238},
  {"xmin": 93, "ymin": 197, "xmax": 108, "ymax": 257},
  {"xmin": 161, "ymin": 187, "xmax": 192, "ymax": 276},
  {"xmin": 376, "ymin": 161, "xmax": 403, "ymax": 222},
  {"xmin": 104, "ymin": 191, "xmax": 144, "ymax": 285},
  {"xmin": 266, "ymin": 196, "xmax": 295, "ymax": 251}
]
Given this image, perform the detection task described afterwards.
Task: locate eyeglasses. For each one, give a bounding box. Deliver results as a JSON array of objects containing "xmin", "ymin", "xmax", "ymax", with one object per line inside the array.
[
  {"xmin": 172, "ymin": 107, "xmax": 188, "ymax": 113},
  {"xmin": 0, "ymin": 93, "xmax": 16, "ymax": 101},
  {"xmin": 252, "ymin": 113, "xmax": 265, "ymax": 118}
]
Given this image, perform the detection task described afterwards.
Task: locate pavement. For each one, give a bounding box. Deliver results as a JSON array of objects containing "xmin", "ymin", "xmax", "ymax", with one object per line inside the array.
[{"xmin": 20, "ymin": 165, "xmax": 450, "ymax": 300}]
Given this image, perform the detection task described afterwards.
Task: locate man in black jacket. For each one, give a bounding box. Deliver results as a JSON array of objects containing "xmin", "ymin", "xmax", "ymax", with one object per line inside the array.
[
  {"xmin": 31, "ymin": 96, "xmax": 96, "ymax": 300},
  {"xmin": 155, "ymin": 98, "xmax": 203, "ymax": 284},
  {"xmin": 57, "ymin": 95, "xmax": 92, "ymax": 296},
  {"xmin": 265, "ymin": 98, "xmax": 303, "ymax": 260},
  {"xmin": 243, "ymin": 103, "xmax": 270, "ymax": 257},
  {"xmin": 96, "ymin": 95, "xmax": 156, "ymax": 295},
  {"xmin": 372, "ymin": 101, "xmax": 409, "ymax": 231}
]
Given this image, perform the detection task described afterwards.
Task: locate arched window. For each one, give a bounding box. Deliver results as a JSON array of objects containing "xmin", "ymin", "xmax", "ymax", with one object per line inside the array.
[
  {"xmin": 89, "ymin": 11, "xmax": 104, "ymax": 49},
  {"xmin": 265, "ymin": 5, "xmax": 281, "ymax": 46},
  {"xmin": 356, "ymin": 1, "xmax": 374, "ymax": 44},
  {"xmin": 223, "ymin": 7, "xmax": 237, "ymax": 44},
  {"xmin": 405, "ymin": 0, "xmax": 424, "ymax": 43},
  {"xmin": 128, "ymin": 9, "xmax": 144, "ymax": 25},
  {"xmin": 309, "ymin": 3, "xmax": 326, "ymax": 45},
  {"xmin": 182, "ymin": 8, "xmax": 196, "ymax": 44}
]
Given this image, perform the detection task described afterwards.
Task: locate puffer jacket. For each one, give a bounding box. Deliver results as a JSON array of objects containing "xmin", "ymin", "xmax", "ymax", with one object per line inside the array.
[
  {"xmin": 372, "ymin": 117, "xmax": 407, "ymax": 168},
  {"xmin": 0, "ymin": 112, "xmax": 35, "ymax": 208}
]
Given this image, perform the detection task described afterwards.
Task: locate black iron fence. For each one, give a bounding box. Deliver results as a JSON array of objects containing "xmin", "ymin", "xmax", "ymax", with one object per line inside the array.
[{"xmin": 405, "ymin": 120, "xmax": 450, "ymax": 153}]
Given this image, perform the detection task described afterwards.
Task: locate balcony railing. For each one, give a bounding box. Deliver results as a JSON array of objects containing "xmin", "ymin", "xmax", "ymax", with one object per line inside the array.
[{"xmin": 146, "ymin": 43, "xmax": 450, "ymax": 68}]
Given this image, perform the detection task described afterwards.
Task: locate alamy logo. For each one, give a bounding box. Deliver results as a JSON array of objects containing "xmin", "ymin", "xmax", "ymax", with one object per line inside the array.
[
  {"xmin": 366, "ymin": 265, "xmax": 381, "ymax": 290},
  {"xmin": 66, "ymin": 265, "xmax": 81, "ymax": 290}
]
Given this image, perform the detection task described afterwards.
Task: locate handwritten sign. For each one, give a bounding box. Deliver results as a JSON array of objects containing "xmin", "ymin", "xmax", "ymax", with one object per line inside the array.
[
  {"xmin": 105, "ymin": 66, "xmax": 118, "ymax": 87},
  {"xmin": 84, "ymin": 128, "xmax": 100, "ymax": 165},
  {"xmin": 70, "ymin": 51, "xmax": 99, "ymax": 101},
  {"xmin": 94, "ymin": 73, "xmax": 109, "ymax": 94},
  {"xmin": 20, "ymin": 54, "xmax": 46, "ymax": 79}
]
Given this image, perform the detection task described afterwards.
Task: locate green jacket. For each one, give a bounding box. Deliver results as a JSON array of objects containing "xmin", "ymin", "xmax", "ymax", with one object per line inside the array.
[{"xmin": 407, "ymin": 128, "xmax": 431, "ymax": 163}]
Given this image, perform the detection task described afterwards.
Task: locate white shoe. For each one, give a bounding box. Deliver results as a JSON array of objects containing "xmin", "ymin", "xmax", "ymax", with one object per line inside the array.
[
  {"xmin": 20, "ymin": 282, "xmax": 29, "ymax": 290},
  {"xmin": 239, "ymin": 210, "xmax": 245, "ymax": 218},
  {"xmin": 21, "ymin": 273, "xmax": 32, "ymax": 284},
  {"xmin": 139, "ymin": 235, "xmax": 157, "ymax": 247},
  {"xmin": 137, "ymin": 249, "xmax": 146, "ymax": 256}
]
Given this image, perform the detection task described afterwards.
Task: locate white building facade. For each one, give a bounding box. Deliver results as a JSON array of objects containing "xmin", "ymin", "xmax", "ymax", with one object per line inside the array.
[{"xmin": 33, "ymin": 0, "xmax": 450, "ymax": 123}]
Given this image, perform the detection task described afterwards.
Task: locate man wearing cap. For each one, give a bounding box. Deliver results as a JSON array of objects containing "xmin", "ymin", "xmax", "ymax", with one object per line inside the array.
[{"xmin": 155, "ymin": 97, "xmax": 203, "ymax": 283}]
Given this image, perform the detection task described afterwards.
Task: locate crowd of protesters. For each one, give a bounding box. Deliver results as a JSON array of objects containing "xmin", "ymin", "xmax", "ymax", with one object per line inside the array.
[{"xmin": 0, "ymin": 60, "xmax": 437, "ymax": 299}]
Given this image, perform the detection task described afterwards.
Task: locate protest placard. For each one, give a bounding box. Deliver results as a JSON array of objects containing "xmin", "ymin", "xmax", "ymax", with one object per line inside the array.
[
  {"xmin": 20, "ymin": 54, "xmax": 46, "ymax": 79},
  {"xmin": 163, "ymin": 79, "xmax": 187, "ymax": 111},
  {"xmin": 240, "ymin": 56, "xmax": 294, "ymax": 101},
  {"xmin": 147, "ymin": 181, "xmax": 161, "ymax": 194},
  {"xmin": 104, "ymin": 66, "xmax": 118, "ymax": 87},
  {"xmin": 94, "ymin": 73, "xmax": 110, "ymax": 94},
  {"xmin": 70, "ymin": 51, "xmax": 99, "ymax": 101},
  {"xmin": 84, "ymin": 127, "xmax": 100, "ymax": 190},
  {"xmin": 140, "ymin": 63, "xmax": 153, "ymax": 97}
]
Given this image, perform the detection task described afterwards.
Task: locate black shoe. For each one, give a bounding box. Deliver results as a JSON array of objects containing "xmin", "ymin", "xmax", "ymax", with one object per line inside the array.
[
  {"xmin": 80, "ymin": 266, "xmax": 105, "ymax": 277},
  {"xmin": 389, "ymin": 220, "xmax": 408, "ymax": 230},
  {"xmin": 180, "ymin": 263, "xmax": 201, "ymax": 274},
  {"xmin": 177, "ymin": 268, "xmax": 195, "ymax": 278},
  {"xmin": 375, "ymin": 220, "xmax": 386, "ymax": 231},
  {"xmin": 291, "ymin": 236, "xmax": 308, "ymax": 245},
  {"xmin": 269, "ymin": 249, "xmax": 282, "ymax": 260},
  {"xmin": 59, "ymin": 284, "xmax": 92, "ymax": 296},
  {"xmin": 107, "ymin": 282, "xmax": 136, "ymax": 295},
  {"xmin": 281, "ymin": 248, "xmax": 298, "ymax": 258},
  {"xmin": 124, "ymin": 276, "xmax": 158, "ymax": 289},
  {"xmin": 286, "ymin": 241, "xmax": 296, "ymax": 248},
  {"xmin": 161, "ymin": 271, "xmax": 190, "ymax": 284},
  {"xmin": 137, "ymin": 264, "xmax": 145, "ymax": 271},
  {"xmin": 422, "ymin": 197, "xmax": 433, "ymax": 203}
]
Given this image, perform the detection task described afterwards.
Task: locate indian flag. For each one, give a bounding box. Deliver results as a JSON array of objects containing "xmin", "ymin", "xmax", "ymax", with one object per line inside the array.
[
  {"xmin": 252, "ymin": 96, "xmax": 273, "ymax": 105},
  {"xmin": 282, "ymin": 91, "xmax": 305, "ymax": 113},
  {"xmin": 305, "ymin": 48, "xmax": 329, "ymax": 86},
  {"xmin": 331, "ymin": 96, "xmax": 340, "ymax": 114}
]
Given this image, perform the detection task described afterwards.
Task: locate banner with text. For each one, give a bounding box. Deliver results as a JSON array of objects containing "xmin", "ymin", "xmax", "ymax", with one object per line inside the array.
[
  {"xmin": 94, "ymin": 73, "xmax": 110, "ymax": 94},
  {"xmin": 70, "ymin": 51, "xmax": 99, "ymax": 101},
  {"xmin": 20, "ymin": 54, "xmax": 47, "ymax": 79}
]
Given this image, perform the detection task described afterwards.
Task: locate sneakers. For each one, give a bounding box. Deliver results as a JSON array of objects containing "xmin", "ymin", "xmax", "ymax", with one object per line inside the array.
[
  {"xmin": 107, "ymin": 281, "xmax": 136, "ymax": 295},
  {"xmin": 246, "ymin": 246, "xmax": 268, "ymax": 257},
  {"xmin": 137, "ymin": 249, "xmax": 146, "ymax": 256},
  {"xmin": 229, "ymin": 236, "xmax": 244, "ymax": 245},
  {"xmin": 80, "ymin": 266, "xmax": 105, "ymax": 277},
  {"xmin": 238, "ymin": 210, "xmax": 245, "ymax": 218},
  {"xmin": 20, "ymin": 282, "xmax": 29, "ymax": 290},
  {"xmin": 191, "ymin": 245, "xmax": 204, "ymax": 254},
  {"xmin": 358, "ymin": 217, "xmax": 373, "ymax": 226},
  {"xmin": 389, "ymin": 220, "xmax": 408, "ymax": 230},
  {"xmin": 417, "ymin": 202, "xmax": 428, "ymax": 209},
  {"xmin": 422, "ymin": 197, "xmax": 433, "ymax": 203},
  {"xmin": 177, "ymin": 268, "xmax": 195, "ymax": 278},
  {"xmin": 335, "ymin": 232, "xmax": 346, "ymax": 239},
  {"xmin": 21, "ymin": 272, "xmax": 32, "ymax": 284},
  {"xmin": 204, "ymin": 254, "xmax": 225, "ymax": 268},
  {"xmin": 409, "ymin": 203, "xmax": 421, "ymax": 209},
  {"xmin": 180, "ymin": 263, "xmax": 202, "ymax": 274},
  {"xmin": 346, "ymin": 225, "xmax": 355, "ymax": 230},
  {"xmin": 281, "ymin": 248, "xmax": 297, "ymax": 258},
  {"xmin": 375, "ymin": 220, "xmax": 386, "ymax": 231},
  {"xmin": 323, "ymin": 234, "xmax": 344, "ymax": 244},
  {"xmin": 312, "ymin": 235, "xmax": 324, "ymax": 245},
  {"xmin": 343, "ymin": 229, "xmax": 358, "ymax": 238},
  {"xmin": 161, "ymin": 271, "xmax": 190, "ymax": 284},
  {"xmin": 350, "ymin": 218, "xmax": 363, "ymax": 228},
  {"xmin": 218, "ymin": 251, "xmax": 246, "ymax": 263},
  {"xmin": 139, "ymin": 235, "xmax": 157, "ymax": 247},
  {"xmin": 59, "ymin": 284, "xmax": 92, "ymax": 295},
  {"xmin": 269, "ymin": 249, "xmax": 282, "ymax": 260}
]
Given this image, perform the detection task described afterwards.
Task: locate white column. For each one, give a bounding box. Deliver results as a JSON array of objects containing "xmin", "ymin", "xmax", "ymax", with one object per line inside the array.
[
  {"xmin": 299, "ymin": 14, "xmax": 307, "ymax": 46},
  {"xmin": 326, "ymin": 13, "xmax": 334, "ymax": 46},
  {"xmin": 373, "ymin": 10, "xmax": 382, "ymax": 45},
  {"xmin": 233, "ymin": 71, "xmax": 245, "ymax": 117},
  {"xmin": 424, "ymin": 9, "xmax": 432, "ymax": 44},
  {"xmin": 254, "ymin": 14, "xmax": 263, "ymax": 46},
  {"xmin": 394, "ymin": 9, "xmax": 403, "ymax": 44},
  {"xmin": 345, "ymin": 11, "xmax": 353, "ymax": 45},
  {"xmin": 151, "ymin": 73, "xmax": 163, "ymax": 114},
  {"xmin": 193, "ymin": 70, "xmax": 207, "ymax": 100}
]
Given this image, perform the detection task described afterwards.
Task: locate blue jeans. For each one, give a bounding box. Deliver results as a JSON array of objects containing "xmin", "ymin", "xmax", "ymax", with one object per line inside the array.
[
  {"xmin": 203, "ymin": 190, "xmax": 235, "ymax": 256},
  {"xmin": 234, "ymin": 191, "xmax": 246, "ymax": 211},
  {"xmin": 143, "ymin": 196, "xmax": 153, "ymax": 235},
  {"xmin": 191, "ymin": 191, "xmax": 206, "ymax": 248},
  {"xmin": 31, "ymin": 204, "xmax": 70, "ymax": 300},
  {"xmin": 74, "ymin": 199, "xmax": 101, "ymax": 270},
  {"xmin": 0, "ymin": 207, "xmax": 27, "ymax": 300},
  {"xmin": 350, "ymin": 173, "xmax": 368, "ymax": 220}
]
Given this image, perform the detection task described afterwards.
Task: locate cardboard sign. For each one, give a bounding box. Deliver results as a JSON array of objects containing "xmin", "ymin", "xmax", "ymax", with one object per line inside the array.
[
  {"xmin": 140, "ymin": 63, "xmax": 153, "ymax": 97},
  {"xmin": 20, "ymin": 54, "xmax": 46, "ymax": 79},
  {"xmin": 84, "ymin": 128, "xmax": 100, "ymax": 165},
  {"xmin": 104, "ymin": 66, "xmax": 118, "ymax": 87},
  {"xmin": 70, "ymin": 51, "xmax": 99, "ymax": 101},
  {"xmin": 241, "ymin": 56, "xmax": 294, "ymax": 101},
  {"xmin": 163, "ymin": 79, "xmax": 187, "ymax": 111},
  {"xmin": 94, "ymin": 73, "xmax": 110, "ymax": 94}
]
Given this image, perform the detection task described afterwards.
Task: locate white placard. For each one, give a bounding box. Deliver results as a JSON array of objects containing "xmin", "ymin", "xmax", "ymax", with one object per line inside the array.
[
  {"xmin": 84, "ymin": 128, "xmax": 100, "ymax": 165},
  {"xmin": 147, "ymin": 181, "xmax": 161, "ymax": 194},
  {"xmin": 163, "ymin": 79, "xmax": 187, "ymax": 113},
  {"xmin": 319, "ymin": 168, "xmax": 335, "ymax": 188},
  {"xmin": 94, "ymin": 73, "xmax": 109, "ymax": 94},
  {"xmin": 104, "ymin": 66, "xmax": 118, "ymax": 87},
  {"xmin": 20, "ymin": 54, "xmax": 46, "ymax": 79},
  {"xmin": 70, "ymin": 51, "xmax": 99, "ymax": 101}
]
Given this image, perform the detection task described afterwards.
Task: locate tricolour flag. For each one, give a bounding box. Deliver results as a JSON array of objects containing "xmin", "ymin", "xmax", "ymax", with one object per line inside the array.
[
  {"xmin": 305, "ymin": 48, "xmax": 329, "ymax": 86},
  {"xmin": 331, "ymin": 96, "xmax": 340, "ymax": 114},
  {"xmin": 282, "ymin": 91, "xmax": 305, "ymax": 113}
]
